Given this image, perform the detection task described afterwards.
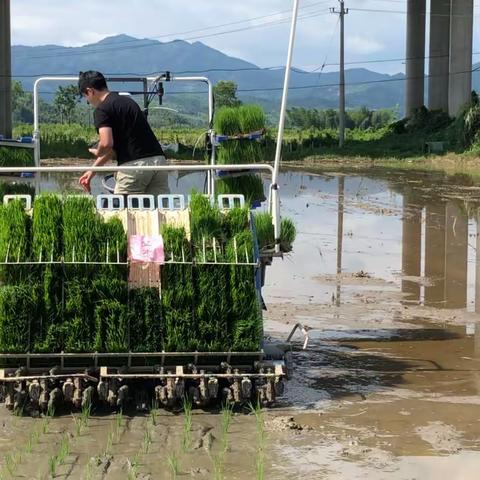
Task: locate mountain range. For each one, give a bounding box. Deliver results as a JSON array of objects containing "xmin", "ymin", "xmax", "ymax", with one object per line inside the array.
[{"xmin": 11, "ymin": 34, "xmax": 480, "ymax": 115}]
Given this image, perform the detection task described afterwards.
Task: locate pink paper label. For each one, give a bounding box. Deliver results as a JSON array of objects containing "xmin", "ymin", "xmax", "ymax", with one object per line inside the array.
[{"xmin": 129, "ymin": 235, "xmax": 165, "ymax": 264}]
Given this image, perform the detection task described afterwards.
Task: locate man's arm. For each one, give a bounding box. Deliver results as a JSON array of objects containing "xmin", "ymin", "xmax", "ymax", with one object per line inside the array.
[
  {"xmin": 95, "ymin": 126, "xmax": 114, "ymax": 159},
  {"xmin": 79, "ymin": 127, "xmax": 114, "ymax": 192}
]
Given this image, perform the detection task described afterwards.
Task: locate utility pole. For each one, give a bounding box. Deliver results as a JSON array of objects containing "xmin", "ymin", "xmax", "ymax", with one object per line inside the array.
[
  {"xmin": 0, "ymin": 0, "xmax": 12, "ymax": 138},
  {"xmin": 330, "ymin": 0, "xmax": 348, "ymax": 148}
]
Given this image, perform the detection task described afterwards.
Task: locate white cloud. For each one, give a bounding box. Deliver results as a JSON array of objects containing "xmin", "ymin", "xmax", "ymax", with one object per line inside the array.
[
  {"xmin": 347, "ymin": 36, "xmax": 384, "ymax": 55},
  {"xmin": 11, "ymin": 15, "xmax": 55, "ymax": 37},
  {"xmin": 72, "ymin": 32, "xmax": 120, "ymax": 47}
]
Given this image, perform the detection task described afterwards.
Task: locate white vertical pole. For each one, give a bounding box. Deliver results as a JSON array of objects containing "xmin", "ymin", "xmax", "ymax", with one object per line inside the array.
[{"xmin": 271, "ymin": 0, "xmax": 299, "ymax": 254}]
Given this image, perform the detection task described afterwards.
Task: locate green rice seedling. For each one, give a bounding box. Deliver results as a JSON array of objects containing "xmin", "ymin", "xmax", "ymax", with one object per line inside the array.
[
  {"xmin": 210, "ymin": 402, "xmax": 234, "ymax": 480},
  {"xmin": 192, "ymin": 258, "xmax": 229, "ymax": 351},
  {"xmin": 63, "ymin": 276, "xmax": 95, "ymax": 352},
  {"xmin": 31, "ymin": 194, "xmax": 64, "ymax": 352},
  {"xmin": 128, "ymin": 288, "xmax": 163, "ymax": 352},
  {"xmin": 253, "ymin": 213, "xmax": 296, "ymax": 252},
  {"xmin": 238, "ymin": 104, "xmax": 266, "ymax": 166},
  {"xmin": 239, "ymin": 105, "xmax": 266, "ymax": 134},
  {"xmin": 72, "ymin": 414, "xmax": 83, "ymax": 437},
  {"xmin": 221, "ymin": 206, "xmax": 249, "ymax": 238},
  {"xmin": 63, "ymin": 196, "xmax": 99, "ymax": 264},
  {"xmin": 96, "ymin": 217, "xmax": 128, "ymax": 278},
  {"xmin": 32, "ymin": 194, "xmax": 63, "ymax": 261},
  {"xmin": 167, "ymin": 451, "xmax": 180, "ymax": 479},
  {"xmin": 104, "ymin": 429, "xmax": 114, "ymax": 456},
  {"xmin": 92, "ymin": 277, "xmax": 129, "ymax": 353},
  {"xmin": 127, "ymin": 453, "xmax": 140, "ymax": 480},
  {"xmin": 61, "ymin": 197, "xmax": 100, "ymax": 351},
  {"xmin": 214, "ymin": 106, "xmax": 242, "ymax": 136},
  {"xmin": 181, "ymin": 397, "xmax": 192, "ymax": 452},
  {"xmin": 142, "ymin": 425, "xmax": 152, "ymax": 454},
  {"xmin": 189, "ymin": 192, "xmax": 222, "ymax": 241},
  {"xmin": 48, "ymin": 454, "xmax": 57, "ymax": 478},
  {"xmin": 225, "ymin": 231, "xmax": 262, "ymax": 351},
  {"xmin": 42, "ymin": 416, "xmax": 50, "ymax": 434},
  {"xmin": 0, "ymin": 284, "xmax": 35, "ymax": 353},
  {"xmin": 190, "ymin": 193, "xmax": 229, "ymax": 351},
  {"xmin": 80, "ymin": 401, "xmax": 91, "ymax": 429},
  {"xmin": 114, "ymin": 410, "xmax": 124, "ymax": 442},
  {"xmin": 249, "ymin": 402, "xmax": 266, "ymax": 480},
  {"xmin": 4, "ymin": 452, "xmax": 17, "ymax": 476},
  {"xmin": 24, "ymin": 426, "xmax": 40, "ymax": 454},
  {"xmin": 0, "ymin": 199, "xmax": 31, "ymax": 284},
  {"xmin": 161, "ymin": 225, "xmax": 194, "ymax": 352},
  {"xmin": 31, "ymin": 428, "xmax": 40, "ymax": 445},
  {"xmin": 220, "ymin": 402, "xmax": 234, "ymax": 453},
  {"xmin": 211, "ymin": 452, "xmax": 224, "ymax": 480},
  {"xmin": 32, "ymin": 267, "xmax": 63, "ymax": 353},
  {"xmin": 253, "ymin": 213, "xmax": 273, "ymax": 250},
  {"xmin": 279, "ymin": 218, "xmax": 296, "ymax": 251},
  {"xmin": 25, "ymin": 435, "xmax": 34, "ymax": 454},
  {"xmin": 92, "ymin": 277, "xmax": 128, "ymax": 303},
  {"xmin": 61, "ymin": 202, "xmax": 128, "ymax": 354},
  {"xmin": 56, "ymin": 435, "xmax": 70, "ymax": 465},
  {"xmin": 94, "ymin": 300, "xmax": 128, "ymax": 352},
  {"xmin": 249, "ymin": 402, "xmax": 266, "ymax": 444},
  {"xmin": 255, "ymin": 450, "xmax": 265, "ymax": 480},
  {"xmin": 83, "ymin": 461, "xmax": 93, "ymax": 480}
]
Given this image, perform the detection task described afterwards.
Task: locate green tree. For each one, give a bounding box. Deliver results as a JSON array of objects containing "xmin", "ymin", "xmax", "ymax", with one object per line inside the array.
[
  {"xmin": 11, "ymin": 81, "xmax": 34, "ymax": 124},
  {"xmin": 214, "ymin": 80, "xmax": 242, "ymax": 109},
  {"xmin": 53, "ymin": 85, "xmax": 78, "ymax": 123}
]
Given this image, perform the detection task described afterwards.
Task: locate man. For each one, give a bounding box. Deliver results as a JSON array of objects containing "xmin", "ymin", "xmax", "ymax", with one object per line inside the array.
[{"xmin": 78, "ymin": 71, "xmax": 169, "ymax": 194}]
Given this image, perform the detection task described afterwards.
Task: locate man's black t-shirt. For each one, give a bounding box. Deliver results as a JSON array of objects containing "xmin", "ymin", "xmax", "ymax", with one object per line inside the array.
[{"xmin": 94, "ymin": 92, "xmax": 164, "ymax": 165}]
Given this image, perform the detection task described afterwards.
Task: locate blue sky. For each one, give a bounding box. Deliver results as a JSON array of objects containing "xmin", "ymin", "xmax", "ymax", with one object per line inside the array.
[{"xmin": 9, "ymin": 0, "xmax": 479, "ymax": 75}]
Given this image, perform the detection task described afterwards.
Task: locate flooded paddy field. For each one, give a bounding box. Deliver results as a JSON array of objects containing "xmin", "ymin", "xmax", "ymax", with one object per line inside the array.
[{"xmin": 1, "ymin": 165, "xmax": 480, "ymax": 478}]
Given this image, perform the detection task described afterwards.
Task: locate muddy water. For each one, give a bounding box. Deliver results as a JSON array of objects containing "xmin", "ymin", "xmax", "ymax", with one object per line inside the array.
[
  {"xmin": 263, "ymin": 169, "xmax": 480, "ymax": 478},
  {"xmin": 2, "ymin": 167, "xmax": 480, "ymax": 478}
]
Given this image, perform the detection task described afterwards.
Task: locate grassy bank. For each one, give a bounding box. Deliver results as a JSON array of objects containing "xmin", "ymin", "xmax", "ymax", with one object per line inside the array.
[{"xmin": 1, "ymin": 101, "xmax": 477, "ymax": 173}]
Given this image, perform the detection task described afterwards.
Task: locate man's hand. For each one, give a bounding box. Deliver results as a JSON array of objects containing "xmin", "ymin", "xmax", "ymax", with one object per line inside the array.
[
  {"xmin": 79, "ymin": 171, "xmax": 95, "ymax": 193},
  {"xmin": 88, "ymin": 147, "xmax": 99, "ymax": 156}
]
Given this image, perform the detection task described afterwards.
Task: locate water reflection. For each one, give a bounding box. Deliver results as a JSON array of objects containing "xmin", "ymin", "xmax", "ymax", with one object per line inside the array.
[
  {"xmin": 401, "ymin": 198, "xmax": 469, "ymax": 309},
  {"xmin": 401, "ymin": 193, "xmax": 422, "ymax": 303},
  {"xmin": 263, "ymin": 169, "xmax": 479, "ymax": 313},
  {"xmin": 335, "ymin": 176, "xmax": 345, "ymax": 307}
]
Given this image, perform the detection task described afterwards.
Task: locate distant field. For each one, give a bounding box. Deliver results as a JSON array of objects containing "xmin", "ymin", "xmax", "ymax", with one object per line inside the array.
[{"xmin": 0, "ymin": 121, "xmax": 466, "ymax": 167}]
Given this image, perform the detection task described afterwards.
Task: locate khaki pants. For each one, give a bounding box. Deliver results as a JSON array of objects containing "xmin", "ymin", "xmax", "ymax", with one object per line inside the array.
[{"xmin": 114, "ymin": 155, "xmax": 170, "ymax": 195}]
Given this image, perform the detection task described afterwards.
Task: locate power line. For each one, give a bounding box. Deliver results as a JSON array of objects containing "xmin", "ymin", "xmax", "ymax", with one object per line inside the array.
[
  {"xmin": 349, "ymin": 6, "xmax": 478, "ymax": 17},
  {"xmin": 325, "ymin": 51, "xmax": 480, "ymax": 67},
  {"xmin": 3, "ymin": 48, "xmax": 480, "ymax": 80},
  {"xmin": 13, "ymin": 3, "xmax": 331, "ymax": 60},
  {"xmin": 16, "ymin": 10, "xmax": 330, "ymax": 61},
  {"xmin": 9, "ymin": 64, "xmax": 479, "ymax": 98}
]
